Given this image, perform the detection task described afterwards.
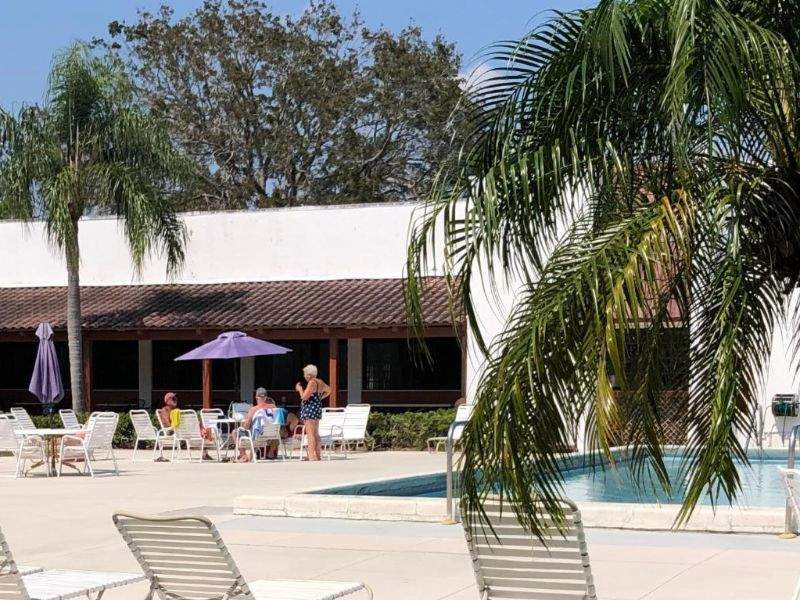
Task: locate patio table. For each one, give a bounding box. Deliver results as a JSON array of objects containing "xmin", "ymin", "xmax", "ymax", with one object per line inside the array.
[
  {"xmin": 213, "ymin": 418, "xmax": 240, "ymax": 459},
  {"xmin": 18, "ymin": 428, "xmax": 82, "ymax": 476}
]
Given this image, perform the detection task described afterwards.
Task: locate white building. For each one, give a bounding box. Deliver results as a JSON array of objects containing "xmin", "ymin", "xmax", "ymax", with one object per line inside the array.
[
  {"xmin": 0, "ymin": 202, "xmax": 466, "ymax": 412},
  {"xmin": 0, "ymin": 200, "xmax": 796, "ymax": 448}
]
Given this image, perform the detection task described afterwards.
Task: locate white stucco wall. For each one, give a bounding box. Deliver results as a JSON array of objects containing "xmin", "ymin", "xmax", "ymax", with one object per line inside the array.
[
  {"xmin": 0, "ymin": 202, "xmax": 439, "ymax": 286},
  {"xmin": 3, "ymin": 201, "xmax": 796, "ymax": 436}
]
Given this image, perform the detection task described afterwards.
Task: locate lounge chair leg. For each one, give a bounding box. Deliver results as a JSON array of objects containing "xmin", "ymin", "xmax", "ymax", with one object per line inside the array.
[
  {"xmin": 132, "ymin": 439, "xmax": 139, "ymax": 463},
  {"xmin": 112, "ymin": 448, "xmax": 119, "ymax": 476}
]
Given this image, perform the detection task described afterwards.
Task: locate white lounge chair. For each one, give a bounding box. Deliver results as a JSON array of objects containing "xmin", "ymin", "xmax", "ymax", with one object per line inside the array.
[
  {"xmin": 58, "ymin": 409, "xmax": 81, "ymax": 430},
  {"xmin": 129, "ymin": 410, "xmax": 175, "ymax": 462},
  {"xmin": 9, "ymin": 408, "xmax": 37, "ymax": 432},
  {"xmin": 172, "ymin": 410, "xmax": 217, "ymax": 462},
  {"xmin": 284, "ymin": 424, "xmax": 308, "ymax": 460},
  {"xmin": 779, "ymin": 468, "xmax": 800, "ymax": 600},
  {"xmin": 58, "ymin": 413, "xmax": 119, "ymax": 477},
  {"xmin": 341, "ymin": 404, "xmax": 372, "ymax": 451},
  {"xmin": 462, "ymin": 496, "xmax": 597, "ymax": 600},
  {"xmin": 113, "ymin": 513, "xmax": 372, "ymax": 599},
  {"xmin": 428, "ymin": 403, "xmax": 474, "ymax": 452},
  {"xmin": 0, "ymin": 417, "xmax": 45, "ymax": 478},
  {"xmin": 0, "ymin": 521, "xmax": 143, "ymax": 600}
]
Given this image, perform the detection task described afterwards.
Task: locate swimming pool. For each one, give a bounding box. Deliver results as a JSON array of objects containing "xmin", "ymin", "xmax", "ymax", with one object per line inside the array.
[{"xmin": 311, "ymin": 451, "xmax": 791, "ymax": 508}]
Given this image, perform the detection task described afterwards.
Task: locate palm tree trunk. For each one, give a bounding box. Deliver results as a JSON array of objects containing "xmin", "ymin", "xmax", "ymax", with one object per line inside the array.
[{"xmin": 65, "ymin": 233, "xmax": 84, "ymax": 414}]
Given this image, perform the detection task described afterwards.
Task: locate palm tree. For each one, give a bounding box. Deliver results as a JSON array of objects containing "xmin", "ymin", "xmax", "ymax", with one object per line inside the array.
[
  {"xmin": 0, "ymin": 44, "xmax": 192, "ymax": 413},
  {"xmin": 407, "ymin": 0, "xmax": 800, "ymax": 535}
]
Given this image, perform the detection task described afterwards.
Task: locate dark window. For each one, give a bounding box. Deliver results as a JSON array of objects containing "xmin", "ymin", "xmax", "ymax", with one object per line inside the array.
[
  {"xmin": 363, "ymin": 338, "xmax": 461, "ymax": 390},
  {"xmin": 254, "ymin": 340, "xmax": 330, "ymax": 390},
  {"xmin": 0, "ymin": 341, "xmax": 70, "ymax": 389},
  {"xmin": 153, "ymin": 340, "xmax": 202, "ymax": 390},
  {"xmin": 93, "ymin": 341, "xmax": 138, "ymax": 389},
  {"xmin": 213, "ymin": 359, "xmax": 237, "ymax": 390}
]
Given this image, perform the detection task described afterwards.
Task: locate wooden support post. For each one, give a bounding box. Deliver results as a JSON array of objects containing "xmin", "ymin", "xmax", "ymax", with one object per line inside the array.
[
  {"xmin": 328, "ymin": 337, "xmax": 339, "ymax": 408},
  {"xmin": 82, "ymin": 337, "xmax": 93, "ymax": 413},
  {"xmin": 202, "ymin": 359, "xmax": 213, "ymax": 409}
]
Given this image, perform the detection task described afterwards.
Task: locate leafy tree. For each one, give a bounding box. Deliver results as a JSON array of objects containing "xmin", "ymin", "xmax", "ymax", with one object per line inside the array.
[
  {"xmin": 0, "ymin": 44, "xmax": 192, "ymax": 412},
  {"xmin": 407, "ymin": 0, "xmax": 800, "ymax": 535},
  {"xmin": 105, "ymin": 0, "xmax": 466, "ymax": 209}
]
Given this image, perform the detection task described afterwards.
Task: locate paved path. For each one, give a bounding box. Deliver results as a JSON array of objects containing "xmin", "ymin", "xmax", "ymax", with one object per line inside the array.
[{"xmin": 0, "ymin": 450, "xmax": 798, "ymax": 599}]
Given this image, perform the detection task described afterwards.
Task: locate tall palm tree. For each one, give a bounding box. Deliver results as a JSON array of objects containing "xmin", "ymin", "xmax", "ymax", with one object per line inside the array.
[
  {"xmin": 407, "ymin": 0, "xmax": 800, "ymax": 535},
  {"xmin": 0, "ymin": 44, "xmax": 192, "ymax": 413}
]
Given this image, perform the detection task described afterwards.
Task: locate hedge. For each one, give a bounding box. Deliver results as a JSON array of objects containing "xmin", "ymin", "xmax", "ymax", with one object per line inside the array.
[
  {"xmin": 31, "ymin": 408, "xmax": 456, "ymax": 450},
  {"xmin": 366, "ymin": 408, "xmax": 455, "ymax": 450}
]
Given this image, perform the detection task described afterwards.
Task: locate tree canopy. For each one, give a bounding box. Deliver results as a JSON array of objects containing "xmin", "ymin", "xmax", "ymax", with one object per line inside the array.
[
  {"xmin": 0, "ymin": 44, "xmax": 191, "ymax": 410},
  {"xmin": 105, "ymin": 0, "xmax": 466, "ymax": 209},
  {"xmin": 407, "ymin": 0, "xmax": 800, "ymax": 536}
]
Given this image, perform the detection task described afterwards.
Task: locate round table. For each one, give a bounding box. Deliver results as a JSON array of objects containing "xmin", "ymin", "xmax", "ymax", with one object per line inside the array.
[{"xmin": 18, "ymin": 428, "xmax": 82, "ymax": 476}]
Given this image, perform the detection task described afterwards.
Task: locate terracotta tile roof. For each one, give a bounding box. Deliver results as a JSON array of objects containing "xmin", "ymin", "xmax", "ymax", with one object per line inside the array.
[{"xmin": 0, "ymin": 278, "xmax": 458, "ymax": 333}]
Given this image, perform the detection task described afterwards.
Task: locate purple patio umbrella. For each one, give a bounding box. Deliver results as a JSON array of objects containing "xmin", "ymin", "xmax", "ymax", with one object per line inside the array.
[
  {"xmin": 174, "ymin": 331, "xmax": 291, "ymax": 361},
  {"xmin": 29, "ymin": 322, "xmax": 64, "ymax": 423},
  {"xmin": 174, "ymin": 331, "xmax": 291, "ymax": 408}
]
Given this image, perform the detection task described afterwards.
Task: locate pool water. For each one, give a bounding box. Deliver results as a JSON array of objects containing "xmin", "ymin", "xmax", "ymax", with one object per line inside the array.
[{"xmin": 312, "ymin": 454, "xmax": 790, "ymax": 507}]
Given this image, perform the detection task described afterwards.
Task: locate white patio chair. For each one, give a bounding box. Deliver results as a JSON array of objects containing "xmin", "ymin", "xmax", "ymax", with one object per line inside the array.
[
  {"xmin": 284, "ymin": 424, "xmax": 308, "ymax": 460},
  {"xmin": 113, "ymin": 512, "xmax": 372, "ymax": 600},
  {"xmin": 0, "ymin": 520, "xmax": 143, "ymax": 600},
  {"xmin": 236, "ymin": 411, "xmax": 285, "ymax": 463},
  {"xmin": 9, "ymin": 408, "xmax": 37, "ymax": 432},
  {"xmin": 129, "ymin": 410, "xmax": 175, "ymax": 462},
  {"xmin": 342, "ymin": 404, "xmax": 372, "ymax": 451},
  {"xmin": 57, "ymin": 413, "xmax": 119, "ymax": 477},
  {"xmin": 228, "ymin": 401, "xmax": 252, "ymax": 421},
  {"xmin": 58, "ymin": 409, "xmax": 81, "ymax": 430},
  {"xmin": 0, "ymin": 417, "xmax": 45, "ymax": 478},
  {"xmin": 172, "ymin": 410, "xmax": 217, "ymax": 462},
  {"xmin": 428, "ymin": 403, "xmax": 474, "ymax": 452},
  {"xmin": 318, "ymin": 408, "xmax": 345, "ymax": 459},
  {"xmin": 462, "ymin": 496, "xmax": 597, "ymax": 600}
]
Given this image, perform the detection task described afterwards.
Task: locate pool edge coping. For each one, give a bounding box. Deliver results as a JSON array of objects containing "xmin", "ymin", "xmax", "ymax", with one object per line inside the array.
[{"xmin": 232, "ymin": 493, "xmax": 787, "ymax": 533}]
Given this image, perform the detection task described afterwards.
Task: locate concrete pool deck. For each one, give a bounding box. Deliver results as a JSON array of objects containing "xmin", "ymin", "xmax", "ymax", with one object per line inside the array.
[{"xmin": 0, "ymin": 450, "xmax": 799, "ymax": 599}]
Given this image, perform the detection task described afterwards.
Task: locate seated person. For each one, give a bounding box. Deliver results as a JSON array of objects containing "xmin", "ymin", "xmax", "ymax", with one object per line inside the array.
[{"xmin": 236, "ymin": 388, "xmax": 279, "ymax": 462}]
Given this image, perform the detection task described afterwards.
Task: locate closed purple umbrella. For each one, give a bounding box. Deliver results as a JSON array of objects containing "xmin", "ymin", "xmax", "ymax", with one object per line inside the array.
[
  {"xmin": 29, "ymin": 323, "xmax": 64, "ymax": 421},
  {"xmin": 174, "ymin": 331, "xmax": 291, "ymax": 361}
]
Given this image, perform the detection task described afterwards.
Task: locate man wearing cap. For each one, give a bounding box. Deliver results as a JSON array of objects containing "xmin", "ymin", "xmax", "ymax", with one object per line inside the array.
[
  {"xmin": 154, "ymin": 392, "xmax": 179, "ymax": 462},
  {"xmin": 236, "ymin": 387, "xmax": 277, "ymax": 461}
]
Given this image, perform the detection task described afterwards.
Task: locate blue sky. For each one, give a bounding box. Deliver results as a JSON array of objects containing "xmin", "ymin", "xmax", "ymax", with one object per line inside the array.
[{"xmin": 0, "ymin": 1, "xmax": 589, "ymax": 110}]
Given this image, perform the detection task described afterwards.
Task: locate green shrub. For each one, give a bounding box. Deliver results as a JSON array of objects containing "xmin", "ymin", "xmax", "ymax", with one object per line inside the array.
[
  {"xmin": 367, "ymin": 408, "xmax": 455, "ymax": 450},
  {"xmin": 29, "ymin": 408, "xmax": 455, "ymax": 450}
]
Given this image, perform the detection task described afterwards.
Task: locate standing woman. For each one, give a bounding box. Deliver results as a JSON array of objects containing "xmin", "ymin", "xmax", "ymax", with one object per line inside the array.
[{"xmin": 295, "ymin": 364, "xmax": 330, "ymax": 461}]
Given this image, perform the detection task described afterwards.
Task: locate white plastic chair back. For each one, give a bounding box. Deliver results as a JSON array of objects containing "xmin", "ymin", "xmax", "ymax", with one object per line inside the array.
[
  {"xmin": 0, "ymin": 419, "xmax": 20, "ymax": 452},
  {"xmin": 342, "ymin": 404, "xmax": 371, "ymax": 442},
  {"xmin": 175, "ymin": 410, "xmax": 202, "ymax": 441},
  {"xmin": 463, "ymin": 496, "xmax": 597, "ymax": 600},
  {"xmin": 200, "ymin": 408, "xmax": 224, "ymax": 428},
  {"xmin": 0, "ymin": 523, "xmax": 28, "ymax": 600},
  {"xmin": 58, "ymin": 409, "xmax": 81, "ymax": 429},
  {"xmin": 129, "ymin": 410, "xmax": 158, "ymax": 441},
  {"xmin": 112, "ymin": 513, "xmax": 254, "ymax": 600},
  {"xmin": 85, "ymin": 411, "xmax": 115, "ymax": 432},
  {"xmin": 319, "ymin": 408, "xmax": 345, "ymax": 438},
  {"xmin": 85, "ymin": 414, "xmax": 118, "ymax": 451},
  {"xmin": 452, "ymin": 403, "xmax": 474, "ymax": 442},
  {"xmin": 8, "ymin": 409, "xmax": 35, "ymax": 431},
  {"xmin": 228, "ymin": 402, "xmax": 251, "ymax": 420}
]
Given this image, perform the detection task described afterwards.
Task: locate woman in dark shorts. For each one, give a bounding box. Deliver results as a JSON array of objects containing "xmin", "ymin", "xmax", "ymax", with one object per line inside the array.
[{"xmin": 294, "ymin": 364, "xmax": 330, "ymax": 461}]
